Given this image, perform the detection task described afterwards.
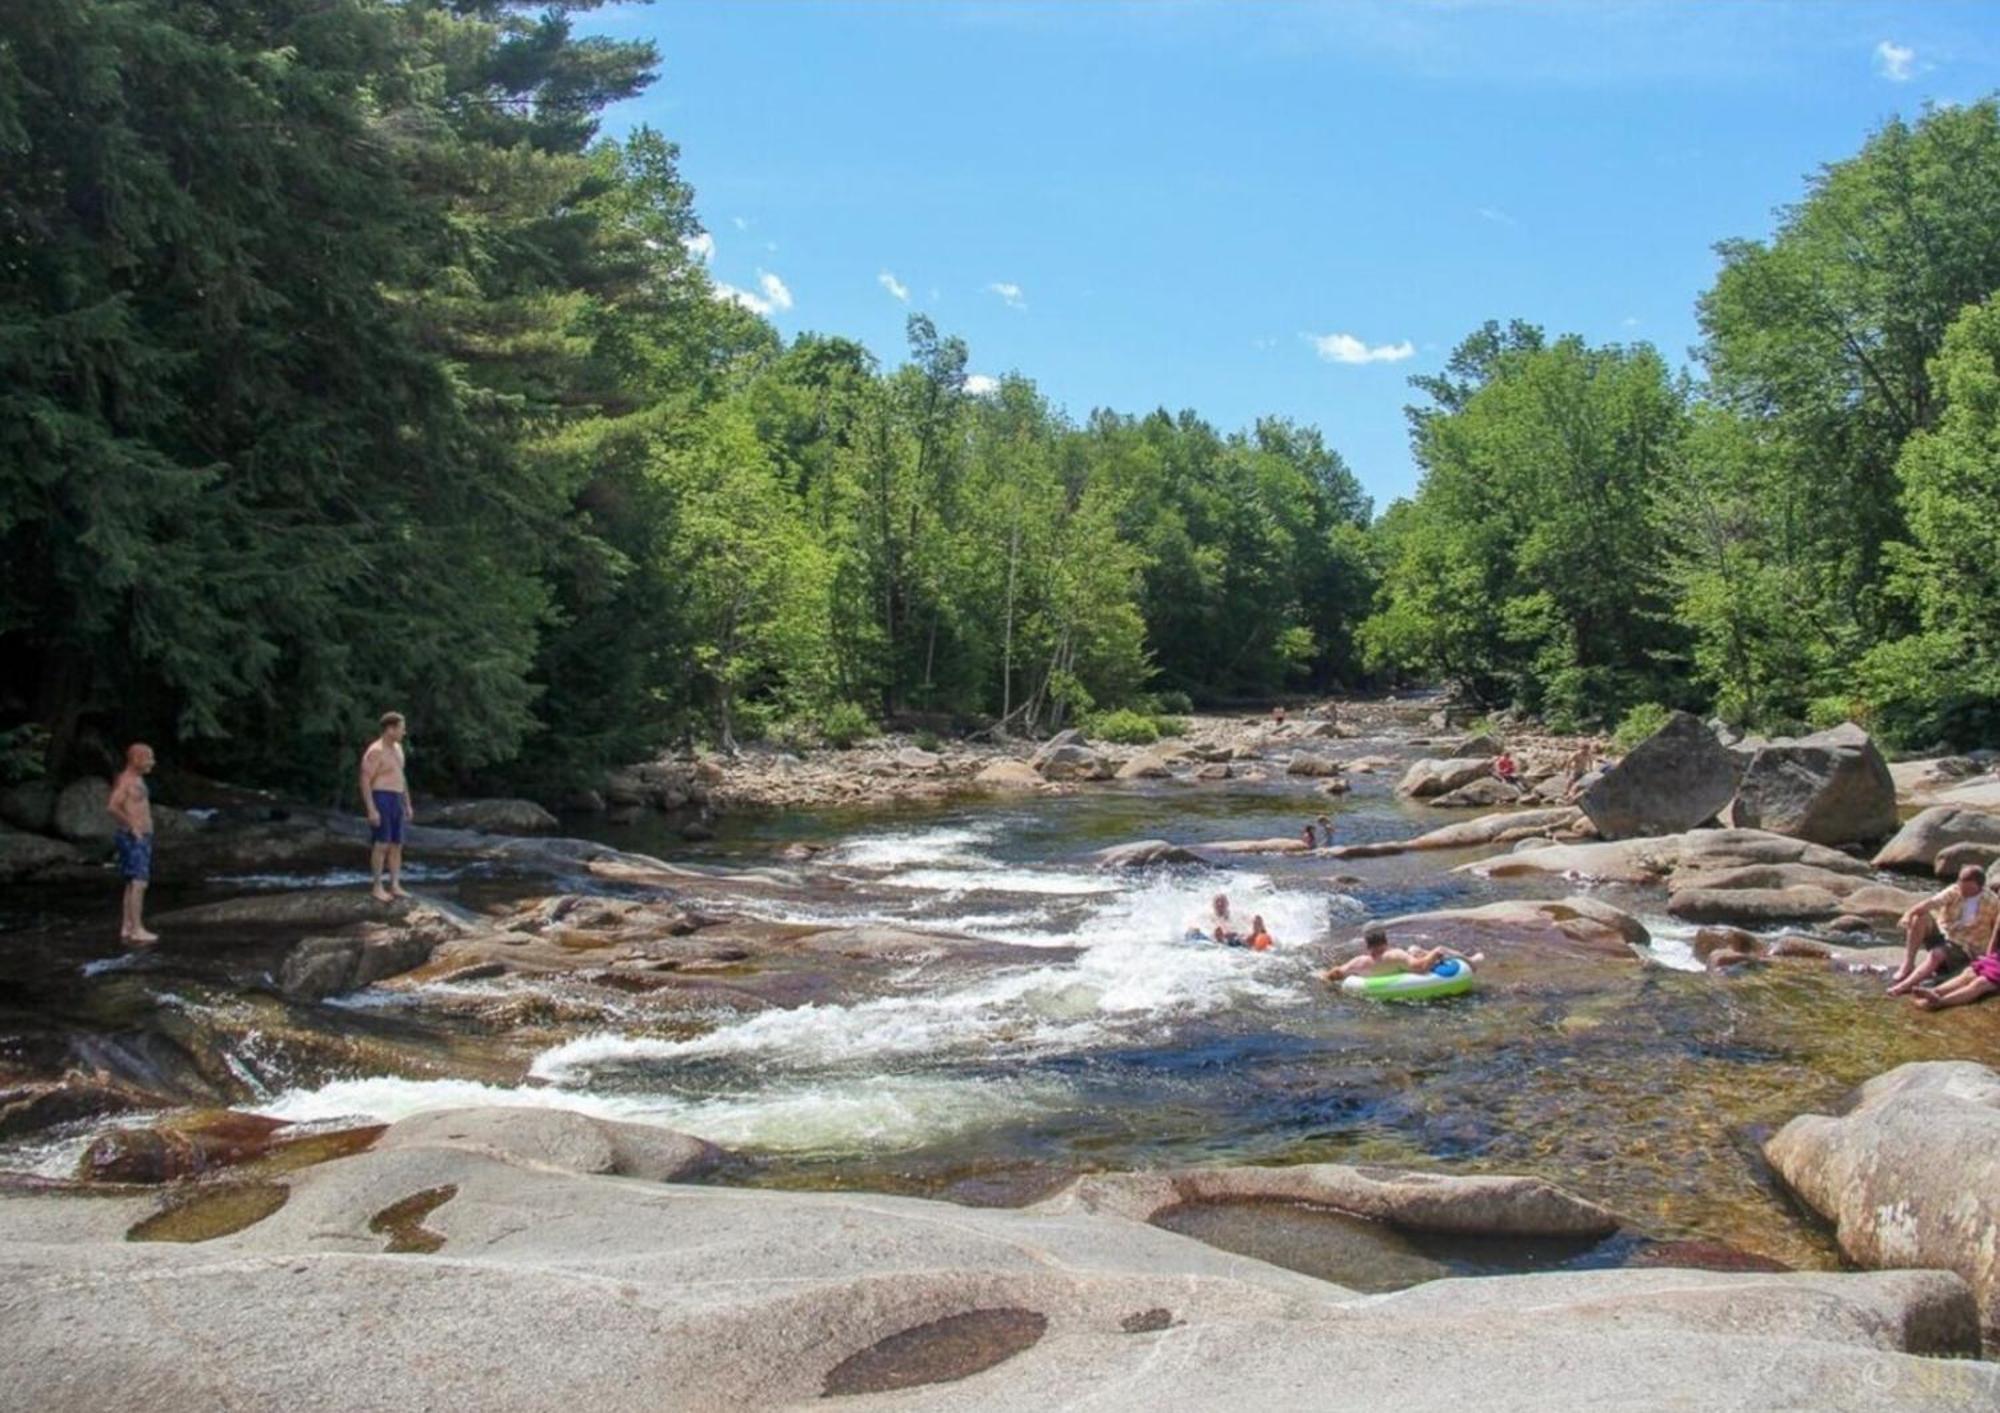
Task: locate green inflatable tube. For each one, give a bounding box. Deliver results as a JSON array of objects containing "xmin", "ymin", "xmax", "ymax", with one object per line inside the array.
[{"xmin": 1340, "ymin": 957, "xmax": 1475, "ymax": 1002}]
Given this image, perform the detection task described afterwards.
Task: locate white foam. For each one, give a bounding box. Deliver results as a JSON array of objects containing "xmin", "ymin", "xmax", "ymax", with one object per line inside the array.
[
  {"xmin": 1638, "ymin": 916, "xmax": 1709, "ymax": 973},
  {"xmin": 250, "ymin": 1071, "xmax": 1058, "ymax": 1154}
]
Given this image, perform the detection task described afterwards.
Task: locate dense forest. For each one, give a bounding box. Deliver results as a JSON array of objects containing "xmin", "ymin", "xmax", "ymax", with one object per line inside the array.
[{"xmin": 4, "ymin": 1, "xmax": 2000, "ymax": 796}]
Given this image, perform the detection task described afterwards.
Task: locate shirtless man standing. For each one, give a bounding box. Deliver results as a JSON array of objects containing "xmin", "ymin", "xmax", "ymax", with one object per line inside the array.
[
  {"xmin": 360, "ymin": 711, "xmax": 413, "ymax": 903},
  {"xmin": 106, "ymin": 743, "xmax": 159, "ymax": 946}
]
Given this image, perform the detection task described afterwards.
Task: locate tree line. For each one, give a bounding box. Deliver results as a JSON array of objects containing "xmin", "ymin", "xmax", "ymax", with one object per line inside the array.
[{"xmin": 3, "ymin": 3, "xmax": 1998, "ymax": 798}]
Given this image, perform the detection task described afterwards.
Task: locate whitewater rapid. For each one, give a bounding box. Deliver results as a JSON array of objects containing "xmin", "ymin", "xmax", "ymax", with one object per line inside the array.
[{"xmin": 252, "ymin": 818, "xmax": 1354, "ymax": 1154}]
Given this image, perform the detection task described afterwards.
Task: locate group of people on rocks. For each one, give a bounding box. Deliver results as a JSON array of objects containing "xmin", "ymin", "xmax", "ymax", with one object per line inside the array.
[
  {"xmin": 1889, "ymin": 863, "xmax": 2000, "ymax": 1011},
  {"xmin": 106, "ymin": 711, "xmax": 415, "ymax": 947}
]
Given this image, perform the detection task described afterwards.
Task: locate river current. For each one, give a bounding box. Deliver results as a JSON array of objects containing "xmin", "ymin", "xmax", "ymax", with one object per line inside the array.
[{"xmin": 4, "ymin": 757, "xmax": 1990, "ymax": 1270}]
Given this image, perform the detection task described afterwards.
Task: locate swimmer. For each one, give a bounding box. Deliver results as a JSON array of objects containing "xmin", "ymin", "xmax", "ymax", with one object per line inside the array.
[
  {"xmin": 1323, "ymin": 926, "xmax": 1414, "ymax": 982},
  {"xmin": 1186, "ymin": 892, "xmax": 1244, "ymax": 945},
  {"xmin": 1245, "ymin": 914, "xmax": 1274, "ymax": 952}
]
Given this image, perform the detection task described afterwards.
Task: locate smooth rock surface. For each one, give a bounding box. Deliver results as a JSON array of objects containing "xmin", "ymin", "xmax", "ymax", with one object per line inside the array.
[
  {"xmin": 1767, "ymin": 1062, "xmax": 2000, "ymax": 1348},
  {"xmin": 973, "ymin": 760, "xmax": 1043, "ymax": 792},
  {"xmin": 1873, "ymin": 805, "xmax": 2000, "ymax": 875},
  {"xmin": 51, "ymin": 776, "xmax": 115, "ymax": 843},
  {"xmin": 0, "ymin": 1139, "xmax": 1988, "ymax": 1411},
  {"xmin": 0, "ymin": 825, "xmax": 82, "ymax": 881},
  {"xmin": 1089, "ymin": 839, "xmax": 1206, "ymax": 869}
]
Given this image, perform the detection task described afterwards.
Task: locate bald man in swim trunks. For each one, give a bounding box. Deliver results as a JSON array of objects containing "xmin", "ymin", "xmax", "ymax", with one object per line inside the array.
[
  {"xmin": 360, "ymin": 711, "xmax": 414, "ymax": 903},
  {"xmin": 106, "ymin": 742, "xmax": 158, "ymax": 946}
]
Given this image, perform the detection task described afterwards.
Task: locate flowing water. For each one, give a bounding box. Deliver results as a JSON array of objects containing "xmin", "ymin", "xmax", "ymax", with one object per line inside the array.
[{"xmin": 4, "ymin": 757, "xmax": 1995, "ymax": 1271}]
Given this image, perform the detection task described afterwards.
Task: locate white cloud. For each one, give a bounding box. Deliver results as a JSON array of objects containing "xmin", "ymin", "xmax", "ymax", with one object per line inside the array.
[
  {"xmin": 1474, "ymin": 206, "xmax": 1517, "ymax": 227},
  {"xmin": 878, "ymin": 271, "xmax": 910, "ymax": 302},
  {"xmin": 987, "ymin": 281, "xmax": 1026, "ymax": 309},
  {"xmin": 964, "ymin": 374, "xmax": 1000, "ymax": 395},
  {"xmin": 1620, "ymin": 315, "xmax": 1642, "ymax": 328},
  {"xmin": 713, "ymin": 282, "xmax": 774, "ymax": 316},
  {"xmin": 1307, "ymin": 332, "xmax": 1416, "ymax": 365},
  {"xmin": 731, "ymin": 215, "xmax": 751, "ymax": 231},
  {"xmin": 1875, "ymin": 40, "xmax": 1915, "ymax": 82},
  {"xmin": 757, "ymin": 270, "xmax": 793, "ymax": 311},
  {"xmin": 681, "ymin": 231, "xmax": 714, "ymax": 263}
]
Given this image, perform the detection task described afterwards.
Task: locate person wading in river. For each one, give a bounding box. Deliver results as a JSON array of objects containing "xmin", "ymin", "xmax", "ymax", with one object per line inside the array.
[
  {"xmin": 360, "ymin": 711, "xmax": 414, "ymax": 904},
  {"xmin": 106, "ymin": 742, "xmax": 159, "ymax": 946}
]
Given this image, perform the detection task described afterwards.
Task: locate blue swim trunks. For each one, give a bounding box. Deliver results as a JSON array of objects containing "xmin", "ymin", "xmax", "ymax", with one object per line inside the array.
[
  {"xmin": 114, "ymin": 828, "xmax": 152, "ymax": 882},
  {"xmin": 370, "ymin": 790, "xmax": 407, "ymax": 845}
]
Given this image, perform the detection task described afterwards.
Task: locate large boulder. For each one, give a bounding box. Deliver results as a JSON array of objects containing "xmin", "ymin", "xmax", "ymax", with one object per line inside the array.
[
  {"xmin": 1328, "ymin": 807, "xmax": 1583, "ymax": 859},
  {"xmin": 891, "ymin": 747, "xmax": 942, "ymax": 772},
  {"xmin": 1465, "ymin": 835, "xmax": 1681, "ymax": 884},
  {"xmin": 1767, "ymin": 1062, "xmax": 2000, "ymax": 1347},
  {"xmin": 51, "ymin": 776, "xmax": 116, "ymax": 843},
  {"xmin": 1115, "ymin": 753, "xmax": 1170, "ymax": 781},
  {"xmin": 1090, "ymin": 839, "xmax": 1205, "ymax": 869},
  {"xmin": 1431, "ymin": 777, "xmax": 1523, "ymax": 809},
  {"xmin": 1395, "ymin": 757, "xmax": 1495, "ymax": 799},
  {"xmin": 1284, "ymin": 752, "xmax": 1339, "ymax": 778},
  {"xmin": 0, "ymin": 780, "xmax": 56, "ymax": 833},
  {"xmin": 1033, "ymin": 744, "xmax": 1113, "ymax": 782},
  {"xmin": 427, "ymin": 798, "xmax": 559, "ymax": 835},
  {"xmin": 973, "ymin": 760, "xmax": 1044, "ymax": 792},
  {"xmin": 1579, "ymin": 712, "xmax": 1742, "ymax": 839},
  {"xmin": 1449, "ymin": 734, "xmax": 1503, "ymax": 759},
  {"xmin": 1872, "ymin": 806, "xmax": 2000, "ymax": 876},
  {"xmin": 0, "ymin": 825, "xmax": 82, "ymax": 882},
  {"xmin": 1727, "ymin": 723, "xmax": 1898, "ymax": 846}
]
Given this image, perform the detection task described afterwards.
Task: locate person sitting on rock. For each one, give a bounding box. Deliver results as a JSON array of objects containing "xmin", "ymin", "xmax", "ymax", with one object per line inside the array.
[
  {"xmin": 1492, "ymin": 751, "xmax": 1520, "ymax": 787},
  {"xmin": 1911, "ymin": 933, "xmax": 2000, "ymax": 1011},
  {"xmin": 1323, "ymin": 926, "xmax": 1412, "ymax": 981},
  {"xmin": 1888, "ymin": 864, "xmax": 1998, "ymax": 997},
  {"xmin": 1186, "ymin": 892, "xmax": 1243, "ymax": 945}
]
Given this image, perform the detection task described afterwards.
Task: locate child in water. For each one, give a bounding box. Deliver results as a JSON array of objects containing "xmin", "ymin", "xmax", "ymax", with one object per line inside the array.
[{"xmin": 1244, "ymin": 914, "xmax": 1274, "ymax": 952}]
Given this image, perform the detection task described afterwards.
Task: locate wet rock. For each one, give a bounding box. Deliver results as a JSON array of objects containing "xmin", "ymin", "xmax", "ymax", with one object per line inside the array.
[
  {"xmin": 79, "ymin": 1110, "xmax": 292, "ymax": 1184},
  {"xmin": 1828, "ymin": 914, "xmax": 1874, "ymax": 935},
  {"xmin": 1033, "ymin": 744, "xmax": 1112, "ymax": 782},
  {"xmin": 1319, "ymin": 778, "xmax": 1350, "ymax": 796},
  {"xmin": 0, "ymin": 1074, "xmax": 162, "ymax": 1140},
  {"xmin": 1580, "ymin": 712, "xmax": 1742, "ymax": 839},
  {"xmin": 1449, "ymin": 734, "xmax": 1503, "ymax": 758},
  {"xmin": 277, "ymin": 910, "xmax": 468, "ymax": 1000},
  {"xmin": 561, "ymin": 789, "xmax": 607, "ymax": 813},
  {"xmin": 52, "ymin": 777, "xmax": 115, "ymax": 843},
  {"xmin": 1346, "ymin": 755, "xmax": 1398, "ymax": 774},
  {"xmin": 0, "ymin": 780, "xmax": 56, "ymax": 833},
  {"xmin": 0, "ymin": 826, "xmax": 83, "ymax": 881},
  {"xmin": 1042, "ymin": 1162, "xmax": 1619, "ymax": 1236},
  {"xmin": 377, "ymin": 1107, "xmax": 723, "ymax": 1182},
  {"xmin": 1669, "ymin": 885, "xmax": 1848, "ymax": 926},
  {"xmin": 1431, "ymin": 777, "xmax": 1523, "ymax": 809},
  {"xmin": 1333, "ymin": 807, "xmax": 1583, "ymax": 859},
  {"xmin": 1630, "ymin": 1239, "xmax": 1790, "ymax": 1274},
  {"xmin": 1396, "ymin": 757, "xmax": 1496, "ymax": 799},
  {"xmin": 1934, "ymin": 841, "xmax": 2000, "ymax": 877},
  {"xmin": 1193, "ymin": 762, "xmax": 1232, "ymax": 781},
  {"xmin": 1766, "ymin": 1061, "xmax": 2000, "ymax": 1347},
  {"xmin": 1465, "ymin": 835, "xmax": 1681, "ymax": 884},
  {"xmin": 427, "ymin": 798, "xmax": 558, "ymax": 835},
  {"xmin": 1115, "ymin": 753, "xmax": 1170, "ymax": 781},
  {"xmin": 1889, "ymin": 756, "xmax": 1983, "ymax": 803},
  {"xmin": 158, "ymin": 890, "xmax": 428, "ymax": 931},
  {"xmin": 1727, "ymin": 724, "xmax": 1898, "ymax": 846},
  {"xmin": 822, "ymin": 1307, "xmax": 1048, "ymax": 1396},
  {"xmin": 1872, "ymin": 805, "xmax": 2000, "ymax": 875},
  {"xmin": 973, "ymin": 760, "xmax": 1043, "ymax": 792},
  {"xmin": 1091, "ymin": 840, "xmax": 1206, "ymax": 869},
  {"xmin": 1692, "ymin": 926, "xmax": 1760, "ymax": 960},
  {"xmin": 1206, "ymin": 837, "xmax": 1310, "ymax": 855},
  {"xmin": 1285, "ymin": 752, "xmax": 1339, "ymax": 778}
]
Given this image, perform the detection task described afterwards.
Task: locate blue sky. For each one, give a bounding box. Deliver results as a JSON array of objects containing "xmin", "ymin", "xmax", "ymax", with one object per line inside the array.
[{"xmin": 582, "ymin": 1, "xmax": 1998, "ymax": 508}]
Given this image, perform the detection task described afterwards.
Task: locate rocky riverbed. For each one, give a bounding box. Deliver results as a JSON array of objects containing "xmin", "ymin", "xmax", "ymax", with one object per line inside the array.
[{"xmin": 3, "ymin": 699, "xmax": 1998, "ymax": 1405}]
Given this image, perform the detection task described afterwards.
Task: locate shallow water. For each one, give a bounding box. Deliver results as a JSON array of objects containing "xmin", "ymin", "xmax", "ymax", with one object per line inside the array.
[{"xmin": 7, "ymin": 763, "xmax": 1997, "ymax": 1271}]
